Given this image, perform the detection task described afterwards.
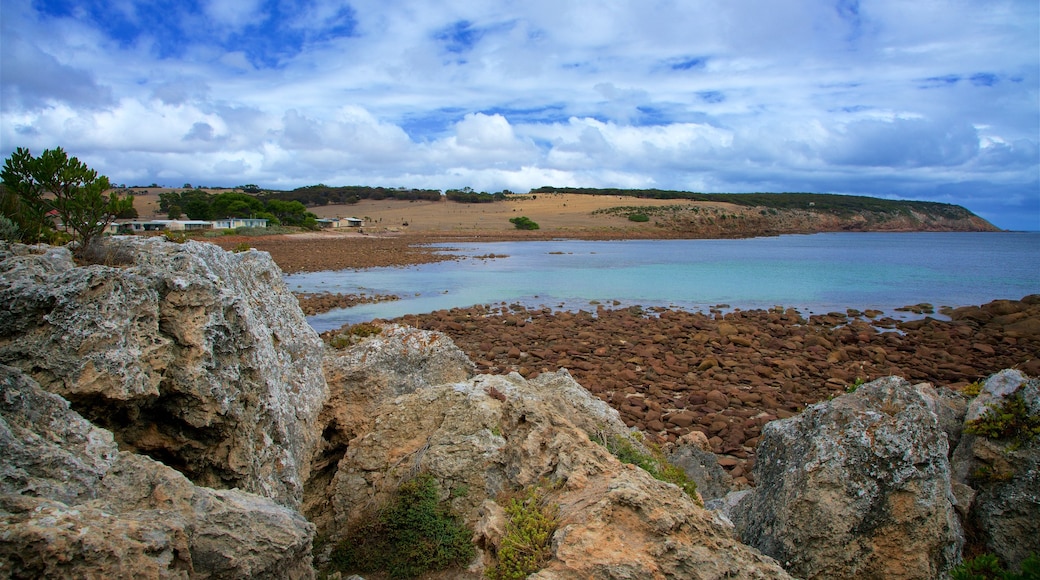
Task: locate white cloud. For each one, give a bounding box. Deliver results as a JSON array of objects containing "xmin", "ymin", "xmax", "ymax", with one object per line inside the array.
[{"xmin": 0, "ymin": 0, "xmax": 1036, "ymax": 229}]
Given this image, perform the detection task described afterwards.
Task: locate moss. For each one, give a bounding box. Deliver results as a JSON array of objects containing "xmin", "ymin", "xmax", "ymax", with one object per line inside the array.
[{"xmin": 329, "ymin": 473, "xmax": 475, "ymax": 579}]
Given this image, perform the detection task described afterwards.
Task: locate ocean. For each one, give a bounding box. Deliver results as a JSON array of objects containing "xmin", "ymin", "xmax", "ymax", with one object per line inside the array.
[{"xmin": 284, "ymin": 232, "xmax": 1040, "ymax": 332}]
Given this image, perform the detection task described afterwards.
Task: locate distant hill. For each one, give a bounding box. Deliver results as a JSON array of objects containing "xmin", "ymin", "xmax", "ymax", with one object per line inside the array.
[{"xmin": 533, "ymin": 188, "xmax": 1001, "ymax": 235}]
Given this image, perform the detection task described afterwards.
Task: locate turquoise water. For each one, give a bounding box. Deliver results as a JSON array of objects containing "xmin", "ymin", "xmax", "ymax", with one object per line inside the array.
[{"xmin": 284, "ymin": 232, "xmax": 1040, "ymax": 332}]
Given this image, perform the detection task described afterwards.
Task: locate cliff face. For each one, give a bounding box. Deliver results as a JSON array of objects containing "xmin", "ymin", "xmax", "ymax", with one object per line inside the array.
[{"xmin": 648, "ymin": 204, "xmax": 1002, "ymax": 237}]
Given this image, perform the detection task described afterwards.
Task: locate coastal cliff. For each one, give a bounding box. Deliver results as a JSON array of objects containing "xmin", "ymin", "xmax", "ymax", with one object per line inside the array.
[
  {"xmin": 1, "ymin": 238, "xmax": 1035, "ymax": 578},
  {"xmin": 543, "ymin": 189, "xmax": 1003, "ymax": 236}
]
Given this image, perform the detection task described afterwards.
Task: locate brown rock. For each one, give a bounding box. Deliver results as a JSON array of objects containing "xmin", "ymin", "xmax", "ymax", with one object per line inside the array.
[{"xmin": 667, "ymin": 410, "xmax": 698, "ymax": 428}]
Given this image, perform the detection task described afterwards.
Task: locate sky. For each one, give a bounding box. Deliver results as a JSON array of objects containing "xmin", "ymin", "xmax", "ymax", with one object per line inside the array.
[{"xmin": 1, "ymin": 1, "xmax": 1038, "ymax": 230}]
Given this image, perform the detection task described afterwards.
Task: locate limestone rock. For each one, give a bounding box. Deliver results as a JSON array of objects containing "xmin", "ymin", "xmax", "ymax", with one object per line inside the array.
[
  {"xmin": 733, "ymin": 376, "xmax": 962, "ymax": 579},
  {"xmin": 322, "ymin": 359, "xmax": 791, "ymax": 578},
  {"xmin": 0, "ymin": 363, "xmax": 119, "ymax": 505},
  {"xmin": 951, "ymin": 370, "xmax": 1039, "ymax": 570},
  {"xmin": 666, "ymin": 430, "xmax": 734, "ymax": 501},
  {"xmin": 0, "ymin": 364, "xmax": 314, "ymax": 579},
  {"xmin": 307, "ymin": 324, "xmax": 475, "ymax": 529},
  {"xmin": 0, "ymin": 238, "xmax": 327, "ymax": 508}
]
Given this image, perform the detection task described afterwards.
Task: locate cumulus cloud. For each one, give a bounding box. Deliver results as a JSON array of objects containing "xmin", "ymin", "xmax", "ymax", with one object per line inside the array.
[{"xmin": 0, "ymin": 0, "xmax": 1036, "ymax": 229}]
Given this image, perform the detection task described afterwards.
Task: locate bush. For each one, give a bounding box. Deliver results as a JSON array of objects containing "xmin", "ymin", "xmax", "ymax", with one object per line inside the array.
[
  {"xmin": 329, "ymin": 322, "xmax": 383, "ymax": 349},
  {"xmin": 0, "ymin": 215, "xmax": 19, "ymax": 241},
  {"xmin": 75, "ymin": 239, "xmax": 136, "ymax": 266},
  {"xmin": 627, "ymin": 213, "xmax": 650, "ymax": 222},
  {"xmin": 487, "ymin": 483, "xmax": 559, "ymax": 580},
  {"xmin": 950, "ymin": 553, "xmax": 1040, "ymax": 580},
  {"xmin": 330, "ymin": 473, "xmax": 475, "ymax": 578},
  {"xmin": 163, "ymin": 230, "xmax": 187, "ymax": 244},
  {"xmin": 596, "ymin": 433, "xmax": 700, "ymax": 503},
  {"xmin": 965, "ymin": 394, "xmax": 1040, "ymax": 448},
  {"xmin": 509, "ymin": 216, "xmax": 540, "ymax": 230}
]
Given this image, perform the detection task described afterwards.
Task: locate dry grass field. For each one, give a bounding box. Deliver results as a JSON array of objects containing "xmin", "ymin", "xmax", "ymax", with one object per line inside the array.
[{"xmin": 128, "ymin": 189, "xmax": 740, "ymax": 236}]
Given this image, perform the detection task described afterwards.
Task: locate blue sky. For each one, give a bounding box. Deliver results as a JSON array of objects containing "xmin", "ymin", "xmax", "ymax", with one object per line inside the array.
[{"xmin": 1, "ymin": 0, "xmax": 1037, "ymax": 230}]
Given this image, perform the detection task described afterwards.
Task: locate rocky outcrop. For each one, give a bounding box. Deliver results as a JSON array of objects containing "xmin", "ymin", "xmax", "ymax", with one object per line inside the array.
[
  {"xmin": 306, "ymin": 324, "xmax": 475, "ymax": 530},
  {"xmin": 732, "ymin": 376, "xmax": 962, "ymax": 579},
  {"xmin": 950, "ymin": 369, "xmax": 1040, "ymax": 570},
  {"xmin": 0, "ymin": 238, "xmax": 327, "ymax": 508},
  {"xmin": 315, "ymin": 327, "xmax": 792, "ymax": 578},
  {"xmin": 7, "ymin": 237, "xmax": 1035, "ymax": 578},
  {"xmin": 0, "ymin": 364, "xmax": 315, "ymax": 578}
]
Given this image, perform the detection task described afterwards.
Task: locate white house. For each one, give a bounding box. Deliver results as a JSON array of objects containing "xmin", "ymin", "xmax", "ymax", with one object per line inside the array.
[
  {"xmin": 212, "ymin": 218, "xmax": 269, "ymax": 229},
  {"xmin": 109, "ymin": 217, "xmax": 268, "ymax": 234}
]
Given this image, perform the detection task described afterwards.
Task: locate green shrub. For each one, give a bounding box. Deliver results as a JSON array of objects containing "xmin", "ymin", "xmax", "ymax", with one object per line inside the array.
[
  {"xmin": 965, "ymin": 394, "xmax": 1040, "ymax": 448},
  {"xmin": 487, "ymin": 484, "xmax": 559, "ymax": 580},
  {"xmin": 163, "ymin": 230, "xmax": 187, "ymax": 243},
  {"xmin": 0, "ymin": 215, "xmax": 19, "ymax": 241},
  {"xmin": 627, "ymin": 213, "xmax": 650, "ymax": 222},
  {"xmin": 595, "ymin": 433, "xmax": 700, "ymax": 503},
  {"xmin": 231, "ymin": 242, "xmax": 251, "ymax": 253},
  {"xmin": 330, "ymin": 473, "xmax": 475, "ymax": 579},
  {"xmin": 950, "ymin": 553, "xmax": 1040, "ymax": 580},
  {"xmin": 509, "ymin": 216, "xmax": 540, "ymax": 230},
  {"xmin": 962, "ymin": 380, "xmax": 984, "ymax": 397},
  {"xmin": 329, "ymin": 322, "xmax": 383, "ymax": 349},
  {"xmin": 846, "ymin": 377, "xmax": 867, "ymax": 393}
]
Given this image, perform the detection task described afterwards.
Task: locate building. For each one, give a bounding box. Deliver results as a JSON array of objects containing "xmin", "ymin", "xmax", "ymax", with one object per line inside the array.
[
  {"xmin": 316, "ymin": 217, "xmax": 364, "ymax": 229},
  {"xmin": 109, "ymin": 218, "xmax": 268, "ymax": 234},
  {"xmin": 211, "ymin": 218, "xmax": 269, "ymax": 229}
]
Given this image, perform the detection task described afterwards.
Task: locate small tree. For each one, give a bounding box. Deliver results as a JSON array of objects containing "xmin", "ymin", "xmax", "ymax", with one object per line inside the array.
[{"xmin": 1, "ymin": 147, "xmax": 131, "ymax": 253}]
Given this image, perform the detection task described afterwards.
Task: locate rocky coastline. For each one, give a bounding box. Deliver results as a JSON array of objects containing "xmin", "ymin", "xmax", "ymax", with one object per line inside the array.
[
  {"xmin": 381, "ymin": 297, "xmax": 1040, "ymax": 485},
  {"xmin": 2, "ymin": 237, "xmax": 1037, "ymax": 579}
]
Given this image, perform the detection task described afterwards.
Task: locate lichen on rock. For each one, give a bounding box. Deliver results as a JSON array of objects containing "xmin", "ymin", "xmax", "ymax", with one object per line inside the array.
[
  {"xmin": 0, "ymin": 364, "xmax": 315, "ymax": 579},
  {"xmin": 0, "ymin": 238, "xmax": 327, "ymax": 508},
  {"xmin": 732, "ymin": 376, "xmax": 963, "ymax": 579}
]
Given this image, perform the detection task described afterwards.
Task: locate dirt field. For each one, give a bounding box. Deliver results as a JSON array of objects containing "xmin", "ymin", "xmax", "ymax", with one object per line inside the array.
[
  {"xmin": 127, "ymin": 190, "xmax": 738, "ymax": 272},
  {"xmin": 129, "ymin": 189, "xmax": 733, "ymax": 236}
]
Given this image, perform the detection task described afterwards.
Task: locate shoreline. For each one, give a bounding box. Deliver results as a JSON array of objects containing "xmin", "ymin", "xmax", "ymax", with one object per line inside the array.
[
  {"xmin": 363, "ymin": 296, "xmax": 1040, "ymax": 485},
  {"xmin": 209, "ymin": 228, "xmax": 1022, "ymax": 274},
  {"xmin": 204, "ymin": 227, "xmax": 1040, "ymax": 484}
]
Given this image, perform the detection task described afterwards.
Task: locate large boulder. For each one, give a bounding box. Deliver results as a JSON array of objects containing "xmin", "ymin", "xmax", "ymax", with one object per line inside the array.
[
  {"xmin": 306, "ymin": 323, "xmax": 475, "ymax": 528},
  {"xmin": 317, "ymin": 328, "xmax": 792, "ymax": 578},
  {"xmin": 0, "ymin": 364, "xmax": 315, "ymax": 578},
  {"xmin": 0, "ymin": 238, "xmax": 327, "ymax": 508},
  {"xmin": 733, "ymin": 376, "xmax": 962, "ymax": 579},
  {"xmin": 951, "ymin": 369, "xmax": 1040, "ymax": 570}
]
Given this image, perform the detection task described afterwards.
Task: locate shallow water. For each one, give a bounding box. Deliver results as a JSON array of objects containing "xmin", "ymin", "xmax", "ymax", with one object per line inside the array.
[{"xmin": 284, "ymin": 232, "xmax": 1040, "ymax": 331}]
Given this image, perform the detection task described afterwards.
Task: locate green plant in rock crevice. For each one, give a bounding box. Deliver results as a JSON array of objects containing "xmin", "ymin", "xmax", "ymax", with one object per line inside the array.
[
  {"xmin": 949, "ymin": 553, "xmax": 1040, "ymax": 580},
  {"xmin": 965, "ymin": 393, "xmax": 1040, "ymax": 450},
  {"xmin": 594, "ymin": 432, "xmax": 700, "ymax": 505},
  {"xmin": 486, "ymin": 482, "xmax": 560, "ymax": 580},
  {"xmin": 328, "ymin": 472, "xmax": 474, "ymax": 579}
]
